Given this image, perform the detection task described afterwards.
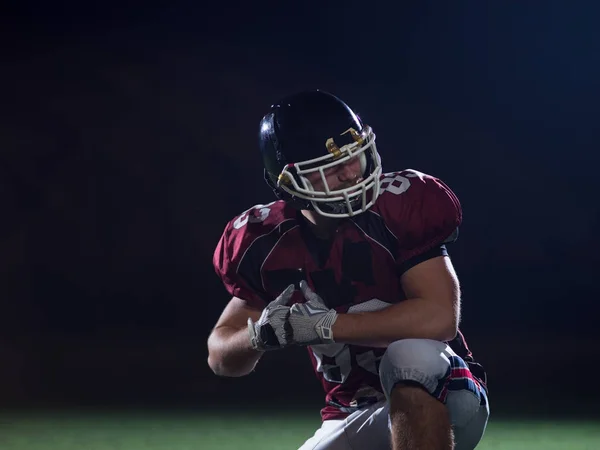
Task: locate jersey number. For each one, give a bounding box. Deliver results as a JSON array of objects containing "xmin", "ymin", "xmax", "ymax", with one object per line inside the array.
[
  {"xmin": 233, "ymin": 201, "xmax": 277, "ymax": 229},
  {"xmin": 311, "ymin": 344, "xmax": 382, "ymax": 384},
  {"xmin": 380, "ymin": 172, "xmax": 418, "ymax": 195}
]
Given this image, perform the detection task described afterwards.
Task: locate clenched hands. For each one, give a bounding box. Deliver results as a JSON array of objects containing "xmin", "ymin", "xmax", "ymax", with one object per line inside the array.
[{"xmin": 248, "ymin": 281, "xmax": 338, "ymax": 351}]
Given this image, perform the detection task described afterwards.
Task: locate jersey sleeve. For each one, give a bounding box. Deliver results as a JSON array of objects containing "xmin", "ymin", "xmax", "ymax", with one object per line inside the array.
[
  {"xmin": 213, "ymin": 216, "xmax": 269, "ymax": 310},
  {"xmin": 376, "ymin": 170, "xmax": 462, "ymax": 273}
]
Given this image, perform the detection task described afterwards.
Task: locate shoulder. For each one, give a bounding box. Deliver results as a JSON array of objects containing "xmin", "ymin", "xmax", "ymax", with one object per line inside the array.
[
  {"xmin": 212, "ymin": 200, "xmax": 299, "ymax": 307},
  {"xmin": 213, "ymin": 200, "xmax": 297, "ymax": 271},
  {"xmin": 372, "ymin": 169, "xmax": 462, "ymax": 258},
  {"xmin": 377, "ymin": 169, "xmax": 460, "ymax": 204}
]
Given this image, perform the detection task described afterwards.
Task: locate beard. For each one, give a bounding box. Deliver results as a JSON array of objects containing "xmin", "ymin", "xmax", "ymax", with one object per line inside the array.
[{"xmin": 319, "ymin": 194, "xmax": 363, "ymax": 215}]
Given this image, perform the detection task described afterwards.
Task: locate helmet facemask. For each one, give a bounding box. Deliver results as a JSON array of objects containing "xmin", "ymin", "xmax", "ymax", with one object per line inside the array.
[{"xmin": 277, "ymin": 126, "xmax": 382, "ymax": 218}]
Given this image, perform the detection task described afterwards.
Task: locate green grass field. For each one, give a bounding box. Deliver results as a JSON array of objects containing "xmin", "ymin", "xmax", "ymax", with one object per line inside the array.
[{"xmin": 0, "ymin": 411, "xmax": 598, "ymax": 450}]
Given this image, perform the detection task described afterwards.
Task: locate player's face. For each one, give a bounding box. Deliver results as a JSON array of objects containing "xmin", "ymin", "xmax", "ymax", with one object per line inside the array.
[{"xmin": 304, "ymin": 156, "xmax": 363, "ymax": 192}]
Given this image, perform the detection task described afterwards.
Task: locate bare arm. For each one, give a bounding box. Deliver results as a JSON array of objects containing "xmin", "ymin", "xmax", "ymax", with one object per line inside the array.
[
  {"xmin": 331, "ymin": 256, "xmax": 460, "ymax": 347},
  {"xmin": 207, "ymin": 297, "xmax": 264, "ymax": 377}
]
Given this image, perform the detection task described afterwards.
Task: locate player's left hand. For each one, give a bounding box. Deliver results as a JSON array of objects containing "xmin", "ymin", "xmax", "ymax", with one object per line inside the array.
[
  {"xmin": 287, "ymin": 280, "xmax": 338, "ymax": 346},
  {"xmin": 247, "ymin": 284, "xmax": 295, "ymax": 351}
]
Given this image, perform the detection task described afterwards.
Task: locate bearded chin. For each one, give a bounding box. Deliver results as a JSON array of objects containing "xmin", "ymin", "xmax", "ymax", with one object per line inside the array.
[{"xmin": 319, "ymin": 196, "xmax": 362, "ymax": 215}]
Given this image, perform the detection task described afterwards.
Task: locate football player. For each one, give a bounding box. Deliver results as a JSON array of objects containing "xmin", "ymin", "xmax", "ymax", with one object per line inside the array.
[{"xmin": 208, "ymin": 90, "xmax": 489, "ymax": 450}]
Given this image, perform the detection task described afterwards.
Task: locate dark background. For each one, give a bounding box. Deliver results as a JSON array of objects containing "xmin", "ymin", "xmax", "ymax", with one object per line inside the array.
[{"xmin": 0, "ymin": 1, "xmax": 598, "ymax": 418}]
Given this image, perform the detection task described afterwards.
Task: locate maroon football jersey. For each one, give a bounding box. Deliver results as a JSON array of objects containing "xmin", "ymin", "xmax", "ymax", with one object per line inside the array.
[{"xmin": 213, "ymin": 170, "xmax": 475, "ymax": 421}]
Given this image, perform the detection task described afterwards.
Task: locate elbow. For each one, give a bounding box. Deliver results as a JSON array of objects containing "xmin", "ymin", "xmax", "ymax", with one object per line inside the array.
[
  {"xmin": 207, "ymin": 354, "xmax": 225, "ymax": 377},
  {"xmin": 206, "ymin": 328, "xmax": 258, "ymax": 378},
  {"xmin": 207, "ymin": 353, "xmax": 253, "ymax": 378},
  {"xmin": 438, "ymin": 322, "xmax": 458, "ymax": 342},
  {"xmin": 206, "ymin": 339, "xmax": 227, "ymax": 377},
  {"xmin": 435, "ymin": 308, "xmax": 458, "ymax": 342},
  {"xmin": 207, "ymin": 354, "xmax": 235, "ymax": 377}
]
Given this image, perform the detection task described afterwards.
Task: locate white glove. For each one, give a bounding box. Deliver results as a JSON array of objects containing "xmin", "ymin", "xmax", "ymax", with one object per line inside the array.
[
  {"xmin": 247, "ymin": 284, "xmax": 294, "ymax": 351},
  {"xmin": 287, "ymin": 280, "xmax": 338, "ymax": 346}
]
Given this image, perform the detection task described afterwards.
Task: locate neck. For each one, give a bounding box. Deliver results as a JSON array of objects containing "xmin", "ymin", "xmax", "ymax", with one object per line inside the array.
[{"xmin": 300, "ymin": 209, "xmax": 340, "ymax": 239}]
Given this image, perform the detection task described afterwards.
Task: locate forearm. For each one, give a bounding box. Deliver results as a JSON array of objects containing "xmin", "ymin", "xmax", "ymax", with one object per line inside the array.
[
  {"xmin": 207, "ymin": 326, "xmax": 264, "ymax": 377},
  {"xmin": 332, "ymin": 298, "xmax": 457, "ymax": 348}
]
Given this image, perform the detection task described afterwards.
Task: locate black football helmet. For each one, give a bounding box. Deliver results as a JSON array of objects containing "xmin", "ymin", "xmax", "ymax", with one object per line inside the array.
[{"xmin": 259, "ymin": 90, "xmax": 382, "ymax": 218}]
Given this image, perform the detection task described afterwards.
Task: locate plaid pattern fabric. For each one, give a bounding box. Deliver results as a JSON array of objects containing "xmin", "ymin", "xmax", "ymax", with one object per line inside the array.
[{"xmin": 433, "ymin": 355, "xmax": 485, "ymax": 405}]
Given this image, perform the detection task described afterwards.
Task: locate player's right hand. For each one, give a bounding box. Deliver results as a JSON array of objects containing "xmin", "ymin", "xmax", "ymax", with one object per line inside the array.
[{"xmin": 247, "ymin": 284, "xmax": 294, "ymax": 351}]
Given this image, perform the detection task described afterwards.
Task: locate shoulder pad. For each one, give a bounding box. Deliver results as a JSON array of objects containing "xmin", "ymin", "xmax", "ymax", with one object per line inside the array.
[
  {"xmin": 213, "ymin": 201, "xmax": 295, "ymax": 308},
  {"xmin": 373, "ymin": 170, "xmax": 462, "ymax": 263}
]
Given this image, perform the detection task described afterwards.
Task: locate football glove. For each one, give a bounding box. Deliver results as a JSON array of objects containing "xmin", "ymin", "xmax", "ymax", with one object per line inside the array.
[
  {"xmin": 287, "ymin": 280, "xmax": 338, "ymax": 346},
  {"xmin": 247, "ymin": 284, "xmax": 294, "ymax": 351}
]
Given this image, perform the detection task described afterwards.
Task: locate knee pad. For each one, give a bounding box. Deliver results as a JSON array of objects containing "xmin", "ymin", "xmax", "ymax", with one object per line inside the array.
[
  {"xmin": 379, "ymin": 339, "xmax": 481, "ymax": 427},
  {"xmin": 379, "ymin": 339, "xmax": 449, "ymax": 400}
]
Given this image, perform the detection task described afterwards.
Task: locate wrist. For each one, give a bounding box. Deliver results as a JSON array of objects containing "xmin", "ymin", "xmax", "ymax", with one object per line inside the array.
[
  {"xmin": 319, "ymin": 309, "xmax": 340, "ymax": 343},
  {"xmin": 330, "ymin": 312, "xmax": 354, "ymax": 343}
]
